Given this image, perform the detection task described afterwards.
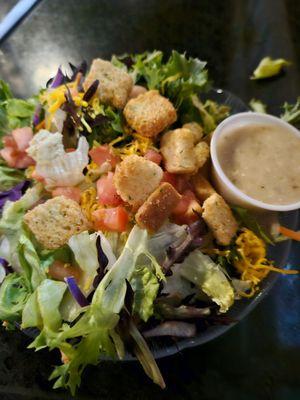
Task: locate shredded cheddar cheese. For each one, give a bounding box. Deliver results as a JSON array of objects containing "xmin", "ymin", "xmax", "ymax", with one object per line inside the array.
[
  {"xmin": 80, "ymin": 187, "xmax": 99, "ymax": 221},
  {"xmin": 234, "ymin": 228, "xmax": 298, "ymax": 296},
  {"xmin": 110, "ymin": 133, "xmax": 157, "ymax": 159}
]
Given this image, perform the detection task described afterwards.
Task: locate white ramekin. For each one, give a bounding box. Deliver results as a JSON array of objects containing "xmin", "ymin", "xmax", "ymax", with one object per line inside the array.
[{"xmin": 210, "ymin": 112, "xmax": 300, "ymax": 212}]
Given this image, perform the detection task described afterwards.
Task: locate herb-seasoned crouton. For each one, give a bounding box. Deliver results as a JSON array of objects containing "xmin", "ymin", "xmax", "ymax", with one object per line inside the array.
[
  {"xmin": 24, "ymin": 196, "xmax": 90, "ymax": 249},
  {"xmin": 182, "ymin": 122, "xmax": 203, "ymax": 143},
  {"xmin": 161, "ymin": 128, "xmax": 198, "ymax": 174},
  {"xmin": 202, "ymin": 193, "xmax": 238, "ymax": 246},
  {"xmin": 136, "ymin": 183, "xmax": 181, "ymax": 231},
  {"xmin": 114, "ymin": 155, "xmax": 163, "ymax": 205},
  {"xmin": 83, "ymin": 58, "xmax": 133, "ymax": 109},
  {"xmin": 192, "ymin": 173, "xmax": 216, "ymax": 203},
  {"xmin": 123, "ymin": 90, "xmax": 177, "ymax": 137},
  {"xmin": 194, "ymin": 141, "xmax": 210, "ymax": 169}
]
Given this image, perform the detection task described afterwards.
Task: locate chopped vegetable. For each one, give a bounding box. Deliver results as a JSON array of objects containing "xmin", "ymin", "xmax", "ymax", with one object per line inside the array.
[
  {"xmin": 251, "ymin": 57, "xmax": 291, "ymax": 80},
  {"xmin": 249, "ymin": 98, "xmax": 267, "ymax": 113},
  {"xmin": 143, "ymin": 321, "xmax": 196, "ymax": 338},
  {"xmin": 281, "ymin": 97, "xmax": 300, "ymax": 128}
]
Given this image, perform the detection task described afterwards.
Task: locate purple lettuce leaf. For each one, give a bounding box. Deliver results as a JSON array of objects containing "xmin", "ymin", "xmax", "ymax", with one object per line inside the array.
[
  {"xmin": 93, "ymin": 235, "xmax": 109, "ymax": 289},
  {"xmin": 0, "ymin": 180, "xmax": 30, "ymax": 211},
  {"xmin": 162, "ymin": 219, "xmax": 207, "ymax": 274},
  {"xmin": 64, "ymin": 276, "xmax": 89, "ymax": 307}
]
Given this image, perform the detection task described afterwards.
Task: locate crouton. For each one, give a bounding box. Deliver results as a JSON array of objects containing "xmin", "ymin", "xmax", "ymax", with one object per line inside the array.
[
  {"xmin": 182, "ymin": 122, "xmax": 203, "ymax": 143},
  {"xmin": 161, "ymin": 128, "xmax": 198, "ymax": 174},
  {"xmin": 192, "ymin": 173, "xmax": 216, "ymax": 203},
  {"xmin": 136, "ymin": 183, "xmax": 181, "ymax": 232},
  {"xmin": 123, "ymin": 90, "xmax": 177, "ymax": 137},
  {"xmin": 202, "ymin": 193, "xmax": 238, "ymax": 246},
  {"xmin": 24, "ymin": 196, "xmax": 90, "ymax": 249},
  {"xmin": 83, "ymin": 58, "xmax": 133, "ymax": 109},
  {"xmin": 114, "ymin": 155, "xmax": 163, "ymax": 205},
  {"xmin": 194, "ymin": 141, "xmax": 210, "ymax": 169}
]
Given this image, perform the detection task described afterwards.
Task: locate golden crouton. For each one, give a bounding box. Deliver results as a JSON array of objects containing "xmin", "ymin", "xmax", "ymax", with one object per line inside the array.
[
  {"xmin": 182, "ymin": 122, "xmax": 203, "ymax": 143},
  {"xmin": 83, "ymin": 58, "xmax": 133, "ymax": 109},
  {"xmin": 194, "ymin": 141, "xmax": 210, "ymax": 169},
  {"xmin": 114, "ymin": 155, "xmax": 163, "ymax": 205},
  {"xmin": 123, "ymin": 90, "xmax": 177, "ymax": 137},
  {"xmin": 24, "ymin": 196, "xmax": 90, "ymax": 249},
  {"xmin": 192, "ymin": 173, "xmax": 216, "ymax": 203},
  {"xmin": 136, "ymin": 183, "xmax": 181, "ymax": 232},
  {"xmin": 202, "ymin": 193, "xmax": 238, "ymax": 246},
  {"xmin": 161, "ymin": 128, "xmax": 198, "ymax": 174}
]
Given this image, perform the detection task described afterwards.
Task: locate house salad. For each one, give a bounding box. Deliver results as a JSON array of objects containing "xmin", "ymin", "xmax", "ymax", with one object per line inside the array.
[{"xmin": 0, "ymin": 51, "xmax": 298, "ymax": 394}]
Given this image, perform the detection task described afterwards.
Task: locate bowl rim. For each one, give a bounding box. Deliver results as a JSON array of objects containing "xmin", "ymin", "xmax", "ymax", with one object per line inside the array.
[{"xmin": 210, "ymin": 112, "xmax": 300, "ymax": 212}]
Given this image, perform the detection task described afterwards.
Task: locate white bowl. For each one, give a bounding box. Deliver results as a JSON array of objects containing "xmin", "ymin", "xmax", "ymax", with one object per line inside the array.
[{"xmin": 210, "ymin": 112, "xmax": 300, "ymax": 212}]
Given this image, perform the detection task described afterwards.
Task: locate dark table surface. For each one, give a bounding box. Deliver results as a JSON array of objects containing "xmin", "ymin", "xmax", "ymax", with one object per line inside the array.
[{"xmin": 0, "ymin": 1, "xmax": 300, "ymax": 399}]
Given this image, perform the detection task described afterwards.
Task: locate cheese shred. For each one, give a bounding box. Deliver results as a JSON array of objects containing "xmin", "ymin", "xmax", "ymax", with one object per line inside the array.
[{"xmin": 234, "ymin": 228, "xmax": 298, "ymax": 296}]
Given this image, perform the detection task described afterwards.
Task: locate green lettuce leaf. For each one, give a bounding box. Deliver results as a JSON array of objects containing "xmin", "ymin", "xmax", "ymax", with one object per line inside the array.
[
  {"xmin": 0, "ymin": 160, "xmax": 25, "ymax": 191},
  {"xmin": 0, "ymin": 184, "xmax": 43, "ymax": 269},
  {"xmin": 251, "ymin": 57, "xmax": 291, "ymax": 80},
  {"xmin": 130, "ymin": 266, "xmax": 159, "ymax": 322},
  {"xmin": 0, "ymin": 272, "xmax": 30, "ymax": 323},
  {"xmin": 231, "ymin": 206, "xmax": 274, "ymax": 245},
  {"xmin": 180, "ymin": 250, "xmax": 234, "ymax": 313},
  {"xmin": 17, "ymin": 227, "xmax": 47, "ymax": 290},
  {"xmin": 0, "ymin": 79, "xmax": 36, "ymax": 143},
  {"xmin": 281, "ymin": 97, "xmax": 300, "ymax": 128},
  {"xmin": 249, "ymin": 98, "xmax": 267, "ymax": 113},
  {"xmin": 22, "ymin": 289, "xmax": 42, "ymax": 329},
  {"xmin": 32, "ymin": 226, "xmax": 163, "ymax": 394}
]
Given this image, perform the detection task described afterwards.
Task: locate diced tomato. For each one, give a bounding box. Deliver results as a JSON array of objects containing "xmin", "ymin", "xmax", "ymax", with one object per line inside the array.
[
  {"xmin": 172, "ymin": 190, "xmax": 202, "ymax": 225},
  {"xmin": 66, "ymin": 148, "xmax": 76, "ymax": 153},
  {"xmin": 161, "ymin": 171, "xmax": 177, "ymax": 187},
  {"xmin": 2, "ymin": 135, "xmax": 16, "ymax": 148},
  {"xmin": 174, "ymin": 175, "xmax": 192, "ymax": 194},
  {"xmin": 89, "ymin": 145, "xmax": 119, "ymax": 168},
  {"xmin": 52, "ymin": 186, "xmax": 81, "ymax": 203},
  {"xmin": 144, "ymin": 149, "xmax": 162, "ymax": 165},
  {"xmin": 31, "ymin": 169, "xmax": 45, "ymax": 183},
  {"xmin": 14, "ymin": 153, "xmax": 35, "ymax": 169},
  {"xmin": 96, "ymin": 172, "xmax": 122, "ymax": 206},
  {"xmin": 11, "ymin": 127, "xmax": 33, "ymax": 151},
  {"xmin": 93, "ymin": 206, "xmax": 129, "ymax": 232},
  {"xmin": 0, "ymin": 147, "xmax": 18, "ymax": 167}
]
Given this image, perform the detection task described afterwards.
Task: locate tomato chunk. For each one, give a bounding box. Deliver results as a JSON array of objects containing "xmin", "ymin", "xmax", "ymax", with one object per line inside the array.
[
  {"xmin": 52, "ymin": 186, "xmax": 81, "ymax": 203},
  {"xmin": 11, "ymin": 127, "xmax": 33, "ymax": 151},
  {"xmin": 93, "ymin": 206, "xmax": 129, "ymax": 232},
  {"xmin": 96, "ymin": 172, "xmax": 122, "ymax": 206},
  {"xmin": 144, "ymin": 149, "xmax": 162, "ymax": 165},
  {"xmin": 172, "ymin": 190, "xmax": 202, "ymax": 225},
  {"xmin": 161, "ymin": 171, "xmax": 177, "ymax": 187},
  {"xmin": 89, "ymin": 145, "xmax": 119, "ymax": 168}
]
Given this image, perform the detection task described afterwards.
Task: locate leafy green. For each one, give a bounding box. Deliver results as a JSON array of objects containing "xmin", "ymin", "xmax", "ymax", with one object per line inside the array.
[
  {"xmin": 0, "ymin": 272, "xmax": 31, "ymax": 323},
  {"xmin": 251, "ymin": 57, "xmax": 291, "ymax": 80},
  {"xmin": 0, "ymin": 160, "xmax": 25, "ymax": 191},
  {"xmin": 249, "ymin": 98, "xmax": 267, "ymax": 113},
  {"xmin": 29, "ymin": 226, "xmax": 164, "ymax": 394},
  {"xmin": 281, "ymin": 97, "xmax": 300, "ymax": 128},
  {"xmin": 180, "ymin": 250, "xmax": 234, "ymax": 313},
  {"xmin": 22, "ymin": 290, "xmax": 42, "ymax": 329},
  {"xmin": 0, "ymin": 80, "xmax": 36, "ymax": 144},
  {"xmin": 130, "ymin": 266, "xmax": 159, "ymax": 322},
  {"xmin": 182, "ymin": 95, "xmax": 229, "ymax": 134},
  {"xmin": 85, "ymin": 105, "xmax": 124, "ymax": 146},
  {"xmin": 28, "ymin": 279, "xmax": 67, "ymax": 350},
  {"xmin": 17, "ymin": 227, "xmax": 47, "ymax": 290},
  {"xmin": 231, "ymin": 206, "xmax": 274, "ymax": 245},
  {"xmin": 0, "ymin": 184, "xmax": 43, "ymax": 268}
]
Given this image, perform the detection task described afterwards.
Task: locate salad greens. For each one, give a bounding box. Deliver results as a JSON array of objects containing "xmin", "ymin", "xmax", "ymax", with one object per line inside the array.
[
  {"xmin": 281, "ymin": 97, "xmax": 300, "ymax": 128},
  {"xmin": 249, "ymin": 98, "xmax": 267, "ymax": 113},
  {"xmin": 251, "ymin": 57, "xmax": 291, "ymax": 80},
  {"xmin": 0, "ymin": 51, "xmax": 297, "ymax": 395},
  {"xmin": 0, "ymin": 80, "xmax": 36, "ymax": 143}
]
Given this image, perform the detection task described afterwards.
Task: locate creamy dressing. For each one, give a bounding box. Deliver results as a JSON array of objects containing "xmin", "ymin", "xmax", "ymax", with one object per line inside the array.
[{"xmin": 217, "ymin": 123, "xmax": 300, "ymax": 205}]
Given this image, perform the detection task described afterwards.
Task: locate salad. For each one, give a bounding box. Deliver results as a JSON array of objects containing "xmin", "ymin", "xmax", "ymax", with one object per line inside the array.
[{"xmin": 0, "ymin": 51, "xmax": 298, "ymax": 394}]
